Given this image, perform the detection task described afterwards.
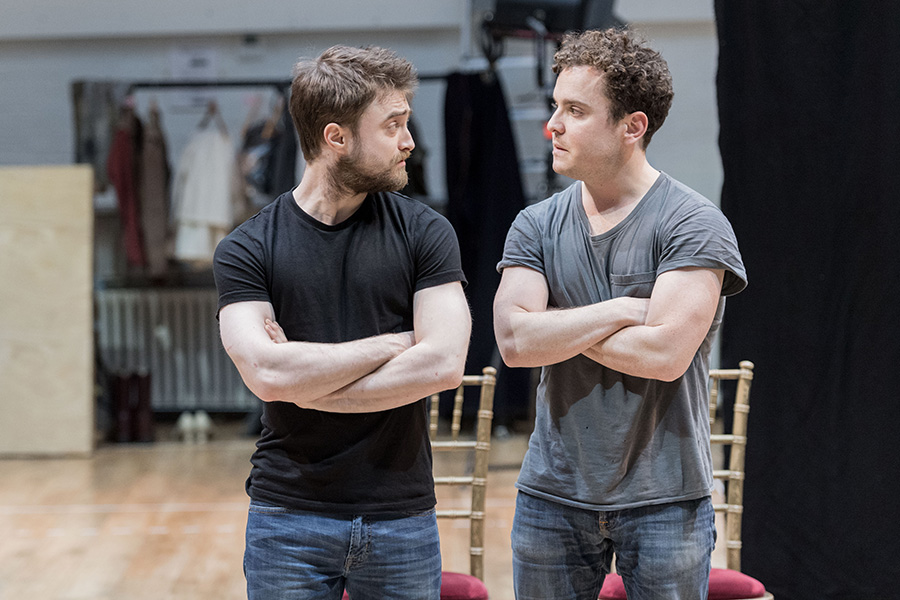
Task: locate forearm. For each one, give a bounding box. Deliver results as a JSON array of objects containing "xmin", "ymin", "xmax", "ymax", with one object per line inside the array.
[
  {"xmin": 582, "ymin": 324, "xmax": 692, "ymax": 381},
  {"xmin": 583, "ymin": 269, "xmax": 725, "ymax": 381},
  {"xmin": 308, "ymin": 283, "xmax": 472, "ymax": 413},
  {"xmin": 231, "ymin": 332, "xmax": 410, "ymax": 404},
  {"xmin": 306, "ymin": 339, "xmax": 467, "ymax": 413},
  {"xmin": 498, "ymin": 297, "xmax": 644, "ymax": 368}
]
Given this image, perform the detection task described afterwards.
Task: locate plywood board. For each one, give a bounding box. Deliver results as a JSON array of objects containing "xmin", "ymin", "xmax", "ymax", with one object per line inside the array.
[{"xmin": 0, "ymin": 165, "xmax": 94, "ymax": 456}]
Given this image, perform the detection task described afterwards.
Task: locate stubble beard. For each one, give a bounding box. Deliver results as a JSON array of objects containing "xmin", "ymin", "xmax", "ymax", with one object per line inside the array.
[
  {"xmin": 553, "ymin": 147, "xmax": 624, "ymax": 185},
  {"xmin": 551, "ymin": 153, "xmax": 580, "ymax": 182},
  {"xmin": 331, "ymin": 152, "xmax": 409, "ymax": 195}
]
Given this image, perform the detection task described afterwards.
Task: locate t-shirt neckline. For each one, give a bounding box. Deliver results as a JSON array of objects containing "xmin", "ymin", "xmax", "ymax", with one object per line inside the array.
[
  {"xmin": 285, "ymin": 191, "xmax": 373, "ymax": 232},
  {"xmin": 576, "ymin": 172, "xmax": 667, "ymax": 241}
]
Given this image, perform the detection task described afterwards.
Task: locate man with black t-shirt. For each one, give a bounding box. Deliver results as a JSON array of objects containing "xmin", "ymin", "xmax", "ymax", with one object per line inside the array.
[{"xmin": 213, "ymin": 45, "xmax": 471, "ymax": 600}]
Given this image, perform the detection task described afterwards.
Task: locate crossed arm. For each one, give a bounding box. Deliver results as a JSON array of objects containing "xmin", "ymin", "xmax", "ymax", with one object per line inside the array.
[
  {"xmin": 219, "ymin": 281, "xmax": 471, "ymax": 412},
  {"xmin": 493, "ymin": 266, "xmax": 724, "ymax": 381}
]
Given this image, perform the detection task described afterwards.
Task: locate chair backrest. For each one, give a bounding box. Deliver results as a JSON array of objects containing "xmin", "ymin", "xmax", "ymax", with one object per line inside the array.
[
  {"xmin": 708, "ymin": 360, "xmax": 755, "ymax": 572},
  {"xmin": 429, "ymin": 366, "xmax": 497, "ymax": 581}
]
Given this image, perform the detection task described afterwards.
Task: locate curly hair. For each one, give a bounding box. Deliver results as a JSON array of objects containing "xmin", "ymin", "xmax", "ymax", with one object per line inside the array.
[
  {"xmin": 290, "ymin": 45, "xmax": 418, "ymax": 161},
  {"xmin": 553, "ymin": 28, "xmax": 673, "ymax": 148}
]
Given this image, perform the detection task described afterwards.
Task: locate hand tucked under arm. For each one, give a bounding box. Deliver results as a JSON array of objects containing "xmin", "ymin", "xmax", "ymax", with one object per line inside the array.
[
  {"xmin": 305, "ymin": 282, "xmax": 472, "ymax": 413},
  {"xmin": 493, "ymin": 266, "xmax": 649, "ymax": 368},
  {"xmin": 264, "ymin": 318, "xmax": 288, "ymax": 343},
  {"xmin": 219, "ymin": 301, "xmax": 414, "ymax": 405},
  {"xmin": 582, "ymin": 267, "xmax": 725, "ymax": 381}
]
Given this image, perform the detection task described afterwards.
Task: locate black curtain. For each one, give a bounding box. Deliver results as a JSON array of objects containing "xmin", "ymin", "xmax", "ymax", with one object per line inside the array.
[
  {"xmin": 715, "ymin": 3, "xmax": 900, "ymax": 599},
  {"xmin": 444, "ymin": 72, "xmax": 532, "ymax": 428}
]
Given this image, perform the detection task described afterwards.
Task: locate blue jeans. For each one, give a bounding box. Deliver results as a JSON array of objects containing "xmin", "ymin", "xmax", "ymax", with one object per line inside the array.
[
  {"xmin": 244, "ymin": 501, "xmax": 442, "ymax": 600},
  {"xmin": 511, "ymin": 492, "xmax": 716, "ymax": 600}
]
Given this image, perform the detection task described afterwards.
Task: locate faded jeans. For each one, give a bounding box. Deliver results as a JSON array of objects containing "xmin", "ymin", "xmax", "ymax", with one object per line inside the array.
[
  {"xmin": 245, "ymin": 501, "xmax": 441, "ymax": 600},
  {"xmin": 512, "ymin": 491, "xmax": 716, "ymax": 600}
]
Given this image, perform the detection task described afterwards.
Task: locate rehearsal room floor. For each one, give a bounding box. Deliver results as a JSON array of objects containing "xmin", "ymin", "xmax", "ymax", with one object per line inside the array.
[{"xmin": 0, "ymin": 418, "xmax": 728, "ymax": 600}]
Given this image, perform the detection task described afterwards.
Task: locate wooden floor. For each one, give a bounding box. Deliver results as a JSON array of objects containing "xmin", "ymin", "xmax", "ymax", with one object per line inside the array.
[{"xmin": 0, "ymin": 421, "xmax": 726, "ymax": 600}]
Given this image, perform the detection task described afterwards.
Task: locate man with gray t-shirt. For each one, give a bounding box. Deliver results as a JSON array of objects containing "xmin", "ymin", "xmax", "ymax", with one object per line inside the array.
[{"xmin": 493, "ymin": 29, "xmax": 747, "ymax": 600}]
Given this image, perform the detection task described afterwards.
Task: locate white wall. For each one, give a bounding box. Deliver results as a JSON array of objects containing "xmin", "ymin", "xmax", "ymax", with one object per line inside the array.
[
  {"xmin": 616, "ymin": 0, "xmax": 722, "ymax": 204},
  {"xmin": 460, "ymin": 0, "xmax": 721, "ymax": 204},
  {"xmin": 0, "ymin": 0, "xmax": 721, "ymax": 203},
  {"xmin": 0, "ymin": 0, "xmax": 463, "ymax": 39},
  {"xmin": 634, "ymin": 19, "xmax": 722, "ymax": 204},
  {"xmin": 0, "ymin": 28, "xmax": 465, "ymax": 202}
]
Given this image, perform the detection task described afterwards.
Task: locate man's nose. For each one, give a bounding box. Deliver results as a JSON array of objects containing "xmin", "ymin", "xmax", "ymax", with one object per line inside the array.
[
  {"xmin": 400, "ymin": 125, "xmax": 415, "ymax": 152},
  {"xmin": 547, "ymin": 111, "xmax": 563, "ymax": 135}
]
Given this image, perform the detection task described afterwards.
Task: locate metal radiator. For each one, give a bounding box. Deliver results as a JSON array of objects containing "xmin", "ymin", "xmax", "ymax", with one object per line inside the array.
[{"xmin": 94, "ymin": 288, "xmax": 257, "ymax": 411}]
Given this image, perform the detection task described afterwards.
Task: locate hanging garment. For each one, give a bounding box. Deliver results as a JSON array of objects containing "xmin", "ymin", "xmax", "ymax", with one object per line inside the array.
[
  {"xmin": 72, "ymin": 80, "xmax": 130, "ymax": 194},
  {"xmin": 239, "ymin": 98, "xmax": 298, "ymax": 210},
  {"xmin": 263, "ymin": 100, "xmax": 298, "ymax": 200},
  {"xmin": 139, "ymin": 102, "xmax": 171, "ymax": 278},
  {"xmin": 107, "ymin": 105, "xmax": 147, "ymax": 268},
  {"xmin": 239, "ymin": 120, "xmax": 276, "ymax": 209},
  {"xmin": 172, "ymin": 126, "xmax": 244, "ymax": 263}
]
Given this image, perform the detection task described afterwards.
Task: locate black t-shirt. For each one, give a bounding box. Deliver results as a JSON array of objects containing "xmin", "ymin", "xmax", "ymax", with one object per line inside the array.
[{"xmin": 214, "ymin": 190, "xmax": 466, "ymax": 514}]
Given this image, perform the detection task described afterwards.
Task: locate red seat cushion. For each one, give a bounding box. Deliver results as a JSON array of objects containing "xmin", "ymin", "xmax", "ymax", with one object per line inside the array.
[
  {"xmin": 341, "ymin": 571, "xmax": 488, "ymax": 600},
  {"xmin": 598, "ymin": 568, "xmax": 767, "ymax": 600},
  {"xmin": 439, "ymin": 571, "xmax": 490, "ymax": 600},
  {"xmin": 707, "ymin": 568, "xmax": 768, "ymax": 599},
  {"xmin": 598, "ymin": 574, "xmax": 626, "ymax": 599}
]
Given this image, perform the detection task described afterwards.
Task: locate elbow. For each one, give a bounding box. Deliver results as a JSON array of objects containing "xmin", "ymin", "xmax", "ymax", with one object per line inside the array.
[
  {"xmin": 239, "ymin": 364, "xmax": 286, "ymax": 403},
  {"xmin": 428, "ymin": 350, "xmax": 467, "ymax": 392},
  {"xmin": 494, "ymin": 316, "xmax": 543, "ymax": 368},
  {"xmin": 439, "ymin": 356, "xmax": 467, "ymax": 390},
  {"xmin": 244, "ymin": 378, "xmax": 279, "ymax": 402},
  {"xmin": 650, "ymin": 356, "xmax": 692, "ymax": 382},
  {"xmin": 495, "ymin": 328, "xmax": 524, "ymax": 368},
  {"xmin": 441, "ymin": 369, "xmax": 464, "ymax": 392},
  {"xmin": 226, "ymin": 349, "xmax": 284, "ymax": 402},
  {"xmin": 494, "ymin": 313, "xmax": 518, "ymax": 367},
  {"xmin": 498, "ymin": 344, "xmax": 529, "ymax": 369},
  {"xmin": 496, "ymin": 334, "xmax": 538, "ymax": 369}
]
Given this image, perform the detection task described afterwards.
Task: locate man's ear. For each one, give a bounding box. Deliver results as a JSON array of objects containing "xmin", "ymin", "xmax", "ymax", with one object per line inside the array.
[
  {"xmin": 323, "ymin": 123, "xmax": 350, "ymax": 155},
  {"xmin": 623, "ymin": 111, "xmax": 649, "ymax": 146}
]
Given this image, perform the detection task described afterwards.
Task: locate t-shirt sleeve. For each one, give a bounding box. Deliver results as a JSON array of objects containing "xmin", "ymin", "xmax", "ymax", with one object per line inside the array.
[
  {"xmin": 213, "ymin": 229, "xmax": 271, "ymax": 314},
  {"xmin": 657, "ymin": 202, "xmax": 748, "ymax": 297},
  {"xmin": 496, "ymin": 209, "xmax": 545, "ymax": 275},
  {"xmin": 413, "ymin": 210, "xmax": 467, "ymax": 292}
]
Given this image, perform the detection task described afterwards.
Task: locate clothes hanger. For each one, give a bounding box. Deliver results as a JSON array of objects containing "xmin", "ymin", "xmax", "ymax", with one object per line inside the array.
[
  {"xmin": 198, "ymin": 100, "xmax": 229, "ymax": 136},
  {"xmin": 261, "ymin": 95, "xmax": 285, "ymax": 140},
  {"xmin": 240, "ymin": 93, "xmax": 264, "ymax": 141}
]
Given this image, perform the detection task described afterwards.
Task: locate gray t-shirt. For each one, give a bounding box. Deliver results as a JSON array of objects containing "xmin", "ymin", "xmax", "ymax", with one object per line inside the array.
[{"xmin": 497, "ymin": 173, "xmax": 747, "ymax": 510}]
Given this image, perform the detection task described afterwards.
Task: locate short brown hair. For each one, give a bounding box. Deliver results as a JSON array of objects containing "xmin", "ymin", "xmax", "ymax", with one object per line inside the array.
[
  {"xmin": 290, "ymin": 45, "xmax": 418, "ymax": 161},
  {"xmin": 553, "ymin": 28, "xmax": 673, "ymax": 148}
]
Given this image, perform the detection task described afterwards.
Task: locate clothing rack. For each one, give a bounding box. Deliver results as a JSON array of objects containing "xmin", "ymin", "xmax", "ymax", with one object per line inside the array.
[
  {"xmin": 125, "ymin": 72, "xmax": 457, "ymax": 95},
  {"xmin": 127, "ymin": 79, "xmax": 292, "ymax": 94}
]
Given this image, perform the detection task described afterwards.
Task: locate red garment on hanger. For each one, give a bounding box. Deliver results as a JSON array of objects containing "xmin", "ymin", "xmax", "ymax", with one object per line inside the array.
[{"xmin": 107, "ymin": 108, "xmax": 147, "ymax": 268}]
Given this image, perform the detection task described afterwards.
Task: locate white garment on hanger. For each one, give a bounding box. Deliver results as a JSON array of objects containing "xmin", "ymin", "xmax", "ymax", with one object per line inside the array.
[{"xmin": 172, "ymin": 128, "xmax": 243, "ymax": 262}]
